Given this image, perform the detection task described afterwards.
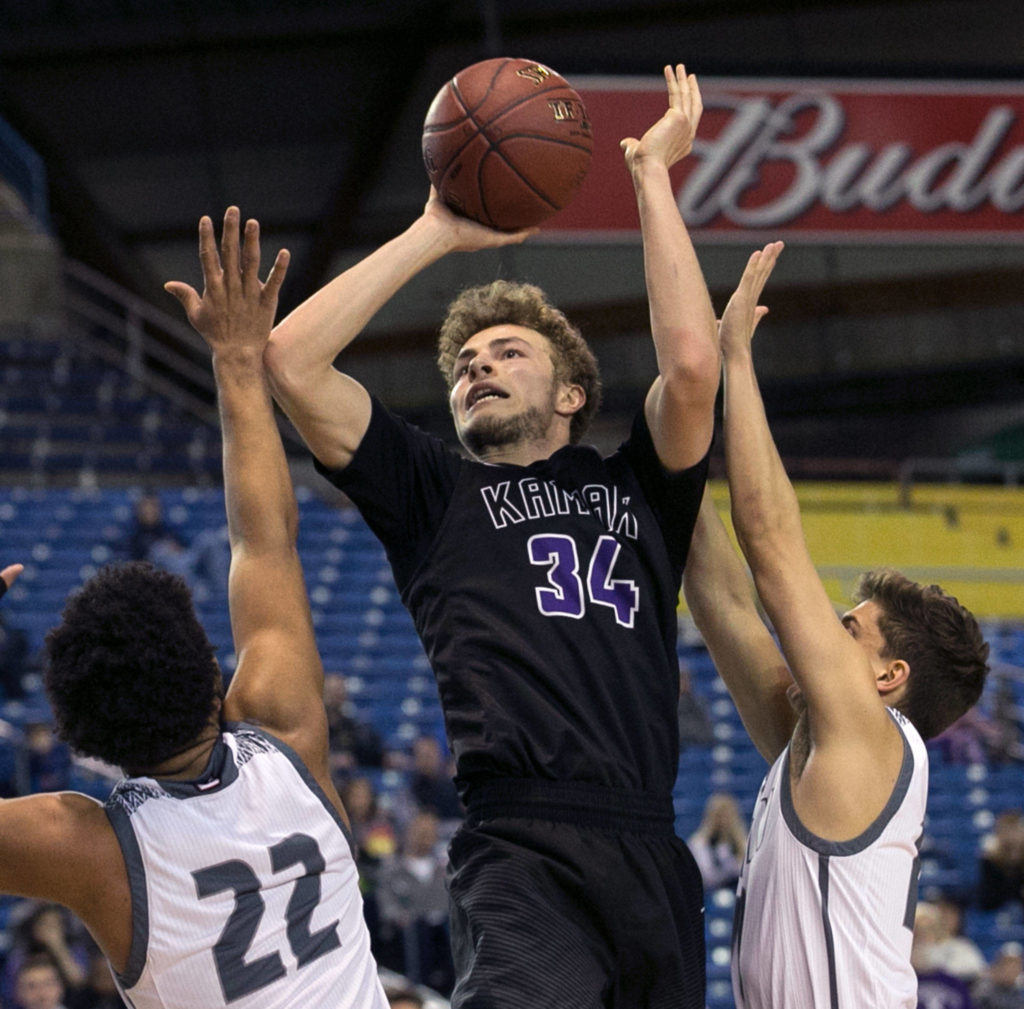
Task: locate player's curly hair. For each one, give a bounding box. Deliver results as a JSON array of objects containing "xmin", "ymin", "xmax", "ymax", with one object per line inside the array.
[
  {"xmin": 437, "ymin": 280, "xmax": 602, "ymax": 444},
  {"xmin": 855, "ymin": 569, "xmax": 989, "ymax": 741},
  {"xmin": 44, "ymin": 562, "xmax": 222, "ymax": 769}
]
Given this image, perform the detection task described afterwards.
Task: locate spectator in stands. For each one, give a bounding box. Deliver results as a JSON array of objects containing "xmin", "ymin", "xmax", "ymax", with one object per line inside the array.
[
  {"xmin": 126, "ymin": 493, "xmax": 180, "ymax": 563},
  {"xmin": 913, "ymin": 902, "xmax": 977, "ymax": 1009},
  {"xmin": 990, "ymin": 674, "xmax": 1024, "ymax": 765},
  {"xmin": 376, "ymin": 811, "xmax": 454, "ymax": 996},
  {"xmin": 13, "ymin": 954, "xmax": 69, "ymax": 1009},
  {"xmin": 407, "ymin": 735, "xmax": 462, "ymax": 832},
  {"xmin": 340, "ymin": 773, "xmax": 398, "ymax": 953},
  {"xmin": 408, "ymin": 735, "xmax": 462, "ymax": 824},
  {"xmin": 924, "ymin": 895, "xmax": 987, "ymax": 985},
  {"xmin": 66, "ymin": 947, "xmax": 120, "ymax": 1009},
  {"xmin": 0, "ymin": 717, "xmax": 27, "ymax": 797},
  {"xmin": 935, "ymin": 708, "xmax": 1000, "ymax": 766},
  {"xmin": 972, "ymin": 942, "xmax": 1024, "ymax": 1009},
  {"xmin": 978, "ymin": 811, "xmax": 1024, "ymax": 912},
  {"xmin": 687, "ymin": 792, "xmax": 747, "ymax": 891},
  {"xmin": 677, "ymin": 661, "xmax": 714, "ymax": 751},
  {"xmin": 324, "ymin": 672, "xmax": 384, "ymax": 773},
  {"xmin": 4, "ymin": 904, "xmax": 86, "ymax": 1009},
  {"xmin": 126, "ymin": 492, "xmax": 229, "ymax": 601},
  {"xmin": 341, "ymin": 775, "xmax": 399, "ymax": 875},
  {"xmin": 24, "ymin": 716, "xmax": 71, "ymax": 794},
  {"xmin": 0, "ymin": 606, "xmax": 31, "ymax": 700}
]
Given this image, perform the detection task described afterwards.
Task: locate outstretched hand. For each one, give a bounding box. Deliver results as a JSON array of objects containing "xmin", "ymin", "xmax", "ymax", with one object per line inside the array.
[
  {"xmin": 0, "ymin": 563, "xmax": 24, "ymax": 599},
  {"xmin": 719, "ymin": 241, "xmax": 784, "ymax": 359},
  {"xmin": 422, "ymin": 187, "xmax": 537, "ymax": 253},
  {"xmin": 620, "ymin": 64, "xmax": 703, "ymax": 173},
  {"xmin": 165, "ymin": 207, "xmax": 290, "ymax": 357}
]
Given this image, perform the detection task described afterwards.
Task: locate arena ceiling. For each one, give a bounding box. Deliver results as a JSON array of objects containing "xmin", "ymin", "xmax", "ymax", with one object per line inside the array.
[
  {"xmin": 1, "ymin": 0, "xmax": 1022, "ymax": 462},
  {"xmin": 0, "ymin": 0, "xmax": 1018, "ymax": 304}
]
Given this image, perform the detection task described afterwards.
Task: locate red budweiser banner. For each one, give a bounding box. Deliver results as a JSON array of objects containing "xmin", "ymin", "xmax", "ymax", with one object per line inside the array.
[{"xmin": 546, "ymin": 78, "xmax": 1024, "ymax": 239}]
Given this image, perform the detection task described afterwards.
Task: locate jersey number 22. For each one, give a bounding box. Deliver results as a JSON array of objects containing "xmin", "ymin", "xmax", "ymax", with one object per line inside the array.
[{"xmin": 193, "ymin": 832, "xmax": 340, "ymax": 1003}]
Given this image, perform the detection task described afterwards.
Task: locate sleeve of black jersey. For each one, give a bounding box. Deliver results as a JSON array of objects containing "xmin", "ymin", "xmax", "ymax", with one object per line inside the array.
[
  {"xmin": 619, "ymin": 410, "xmax": 710, "ymax": 575},
  {"xmin": 312, "ymin": 396, "xmax": 460, "ymax": 589}
]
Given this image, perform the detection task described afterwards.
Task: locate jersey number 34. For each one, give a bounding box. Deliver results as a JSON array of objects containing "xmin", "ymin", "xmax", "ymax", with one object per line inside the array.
[{"xmin": 528, "ymin": 533, "xmax": 639, "ymax": 628}]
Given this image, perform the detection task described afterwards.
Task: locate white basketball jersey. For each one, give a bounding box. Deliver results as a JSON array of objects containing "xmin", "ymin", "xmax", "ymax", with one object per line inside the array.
[
  {"xmin": 732, "ymin": 709, "xmax": 927, "ymax": 1009},
  {"xmin": 104, "ymin": 723, "xmax": 388, "ymax": 1009}
]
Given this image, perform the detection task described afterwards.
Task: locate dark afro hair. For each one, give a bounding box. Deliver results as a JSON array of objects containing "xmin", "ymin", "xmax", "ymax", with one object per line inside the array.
[{"xmin": 44, "ymin": 562, "xmax": 221, "ymax": 769}]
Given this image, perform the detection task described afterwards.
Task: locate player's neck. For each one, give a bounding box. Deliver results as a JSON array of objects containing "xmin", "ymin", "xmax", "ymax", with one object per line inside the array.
[
  {"xmin": 127, "ymin": 723, "xmax": 222, "ymax": 781},
  {"xmin": 472, "ymin": 432, "xmax": 570, "ymax": 467}
]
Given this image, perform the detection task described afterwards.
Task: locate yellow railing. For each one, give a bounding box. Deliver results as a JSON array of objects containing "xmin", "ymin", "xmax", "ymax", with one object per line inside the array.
[{"xmin": 698, "ymin": 481, "xmax": 1024, "ymax": 619}]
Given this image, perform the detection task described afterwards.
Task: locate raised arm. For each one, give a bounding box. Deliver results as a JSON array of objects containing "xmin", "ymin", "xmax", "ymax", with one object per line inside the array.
[
  {"xmin": 720, "ymin": 243, "xmax": 904, "ymax": 830},
  {"xmin": 166, "ymin": 209, "xmax": 326, "ymax": 763},
  {"xmin": 621, "ymin": 65, "xmax": 720, "ymax": 472},
  {"xmin": 683, "ymin": 489, "xmax": 796, "ymax": 763},
  {"xmin": 264, "ymin": 191, "xmax": 534, "ymax": 470}
]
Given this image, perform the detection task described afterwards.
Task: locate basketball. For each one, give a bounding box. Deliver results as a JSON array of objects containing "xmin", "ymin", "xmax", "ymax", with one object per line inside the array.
[{"xmin": 422, "ymin": 57, "xmax": 593, "ymax": 231}]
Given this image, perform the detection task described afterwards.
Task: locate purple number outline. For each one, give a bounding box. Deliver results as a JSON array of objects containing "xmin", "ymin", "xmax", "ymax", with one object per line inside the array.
[
  {"xmin": 528, "ymin": 533, "xmax": 639, "ymax": 627},
  {"xmin": 528, "ymin": 533, "xmax": 585, "ymax": 619},
  {"xmin": 587, "ymin": 535, "xmax": 639, "ymax": 628}
]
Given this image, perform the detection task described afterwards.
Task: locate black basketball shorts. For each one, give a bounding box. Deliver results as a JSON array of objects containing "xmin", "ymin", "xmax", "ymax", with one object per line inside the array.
[{"xmin": 447, "ymin": 780, "xmax": 706, "ymax": 1009}]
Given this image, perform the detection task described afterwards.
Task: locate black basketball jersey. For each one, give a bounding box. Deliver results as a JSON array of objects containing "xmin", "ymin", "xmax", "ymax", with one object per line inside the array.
[{"xmin": 316, "ymin": 397, "xmax": 708, "ymax": 801}]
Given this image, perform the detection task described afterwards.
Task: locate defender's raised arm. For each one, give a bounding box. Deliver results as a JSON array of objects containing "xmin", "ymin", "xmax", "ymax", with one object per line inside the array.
[
  {"xmin": 718, "ymin": 242, "xmax": 890, "ymax": 743},
  {"xmin": 683, "ymin": 490, "xmax": 796, "ymax": 763},
  {"xmin": 166, "ymin": 209, "xmax": 326, "ymax": 760}
]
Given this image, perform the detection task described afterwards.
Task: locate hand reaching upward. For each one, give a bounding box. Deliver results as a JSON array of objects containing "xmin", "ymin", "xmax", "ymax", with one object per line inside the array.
[
  {"xmin": 165, "ymin": 207, "xmax": 290, "ymax": 360},
  {"xmin": 719, "ymin": 241, "xmax": 784, "ymax": 360},
  {"xmin": 620, "ymin": 64, "xmax": 703, "ymax": 174}
]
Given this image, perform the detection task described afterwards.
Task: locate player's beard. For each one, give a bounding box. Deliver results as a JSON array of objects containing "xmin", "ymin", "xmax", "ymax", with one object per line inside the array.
[{"xmin": 460, "ymin": 403, "xmax": 553, "ymax": 457}]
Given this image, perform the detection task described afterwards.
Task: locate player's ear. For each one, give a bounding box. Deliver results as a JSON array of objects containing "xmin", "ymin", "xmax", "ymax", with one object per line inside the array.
[
  {"xmin": 877, "ymin": 659, "xmax": 909, "ymax": 696},
  {"xmin": 556, "ymin": 382, "xmax": 585, "ymax": 417}
]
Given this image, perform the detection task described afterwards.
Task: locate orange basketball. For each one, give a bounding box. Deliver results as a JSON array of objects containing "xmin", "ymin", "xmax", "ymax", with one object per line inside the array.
[{"xmin": 422, "ymin": 58, "xmax": 593, "ymax": 231}]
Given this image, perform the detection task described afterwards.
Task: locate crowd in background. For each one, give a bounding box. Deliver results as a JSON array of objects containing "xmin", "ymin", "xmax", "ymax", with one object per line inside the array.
[
  {"xmin": 0, "ymin": 527, "xmax": 1022, "ymax": 1006},
  {"xmin": 914, "ymin": 903, "xmax": 1024, "ymax": 1009},
  {"xmin": 0, "ymin": 648, "xmax": 1019, "ymax": 1007}
]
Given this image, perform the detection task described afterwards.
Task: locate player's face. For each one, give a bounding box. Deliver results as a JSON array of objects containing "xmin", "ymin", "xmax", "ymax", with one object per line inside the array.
[
  {"xmin": 449, "ymin": 324, "xmax": 562, "ymax": 454},
  {"xmin": 16, "ymin": 967, "xmax": 64, "ymax": 1009},
  {"xmin": 840, "ymin": 599, "xmax": 889, "ymax": 669},
  {"xmin": 787, "ymin": 599, "xmax": 891, "ymax": 710}
]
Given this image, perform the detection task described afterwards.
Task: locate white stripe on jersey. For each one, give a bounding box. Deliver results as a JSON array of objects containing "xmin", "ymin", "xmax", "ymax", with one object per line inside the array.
[
  {"xmin": 105, "ymin": 724, "xmax": 388, "ymax": 1009},
  {"xmin": 732, "ymin": 709, "xmax": 927, "ymax": 1009}
]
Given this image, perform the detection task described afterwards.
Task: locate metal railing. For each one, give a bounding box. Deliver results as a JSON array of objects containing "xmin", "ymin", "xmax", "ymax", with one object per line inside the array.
[
  {"xmin": 899, "ymin": 457, "xmax": 1024, "ymax": 506},
  {"xmin": 61, "ymin": 258, "xmax": 305, "ymax": 450}
]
